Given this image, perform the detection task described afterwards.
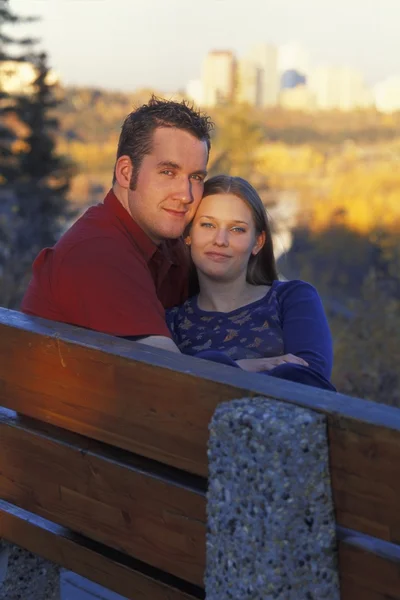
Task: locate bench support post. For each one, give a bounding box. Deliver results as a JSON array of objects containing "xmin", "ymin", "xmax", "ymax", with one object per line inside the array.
[{"xmin": 206, "ymin": 397, "xmax": 340, "ymax": 600}]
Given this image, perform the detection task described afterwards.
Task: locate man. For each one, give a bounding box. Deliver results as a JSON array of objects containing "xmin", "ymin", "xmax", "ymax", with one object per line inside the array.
[{"xmin": 21, "ymin": 97, "xmax": 213, "ymax": 352}]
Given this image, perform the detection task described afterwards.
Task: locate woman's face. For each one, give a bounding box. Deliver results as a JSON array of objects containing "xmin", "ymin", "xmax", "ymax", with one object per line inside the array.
[{"xmin": 187, "ymin": 193, "xmax": 265, "ymax": 282}]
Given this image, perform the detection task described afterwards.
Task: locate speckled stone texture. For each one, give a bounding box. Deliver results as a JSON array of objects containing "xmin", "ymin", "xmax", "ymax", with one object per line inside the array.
[
  {"xmin": 206, "ymin": 397, "xmax": 339, "ymax": 600},
  {"xmin": 0, "ymin": 543, "xmax": 60, "ymax": 600}
]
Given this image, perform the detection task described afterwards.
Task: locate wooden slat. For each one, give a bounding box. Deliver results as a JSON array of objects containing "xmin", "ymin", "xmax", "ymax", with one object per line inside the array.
[
  {"xmin": 2, "ymin": 310, "xmax": 400, "ymax": 542},
  {"xmin": 338, "ymin": 527, "xmax": 400, "ymax": 599},
  {"xmin": 340, "ymin": 579, "xmax": 397, "ymax": 600},
  {"xmin": 0, "ymin": 409, "xmax": 206, "ymax": 587},
  {"xmin": 0, "ymin": 500, "xmax": 203, "ymax": 600},
  {"xmin": 329, "ymin": 419, "xmax": 400, "ymax": 541}
]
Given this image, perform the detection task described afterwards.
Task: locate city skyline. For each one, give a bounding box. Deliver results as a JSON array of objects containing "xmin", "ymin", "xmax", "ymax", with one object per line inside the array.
[
  {"xmin": 9, "ymin": 0, "xmax": 400, "ymax": 93},
  {"xmin": 191, "ymin": 46, "xmax": 400, "ymax": 113}
]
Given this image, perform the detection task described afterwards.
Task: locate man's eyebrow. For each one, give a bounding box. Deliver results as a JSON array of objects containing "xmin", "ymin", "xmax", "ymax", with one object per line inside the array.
[{"xmin": 157, "ymin": 161, "xmax": 180, "ymax": 169}]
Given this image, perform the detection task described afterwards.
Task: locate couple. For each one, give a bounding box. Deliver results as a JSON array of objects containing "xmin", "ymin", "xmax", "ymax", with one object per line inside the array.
[{"xmin": 21, "ymin": 96, "xmax": 335, "ymax": 391}]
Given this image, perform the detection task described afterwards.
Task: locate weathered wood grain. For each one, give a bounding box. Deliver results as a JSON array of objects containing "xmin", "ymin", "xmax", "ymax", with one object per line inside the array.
[
  {"xmin": 329, "ymin": 419, "xmax": 400, "ymax": 542},
  {"xmin": 2, "ymin": 309, "xmax": 400, "ymax": 544},
  {"xmin": 338, "ymin": 527, "xmax": 400, "ymax": 599},
  {"xmin": 0, "ymin": 500, "xmax": 203, "ymax": 600},
  {"xmin": 0, "ymin": 410, "xmax": 206, "ymax": 587}
]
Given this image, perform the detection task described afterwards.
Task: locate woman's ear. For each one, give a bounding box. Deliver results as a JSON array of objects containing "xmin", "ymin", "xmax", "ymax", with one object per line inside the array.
[
  {"xmin": 252, "ymin": 231, "xmax": 266, "ymax": 255},
  {"xmin": 184, "ymin": 235, "xmax": 192, "ymax": 246}
]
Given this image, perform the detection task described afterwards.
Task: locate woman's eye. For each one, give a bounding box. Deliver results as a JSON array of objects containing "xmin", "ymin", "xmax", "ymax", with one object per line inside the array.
[
  {"xmin": 200, "ymin": 222, "xmax": 214, "ymax": 228},
  {"xmin": 232, "ymin": 227, "xmax": 246, "ymax": 233}
]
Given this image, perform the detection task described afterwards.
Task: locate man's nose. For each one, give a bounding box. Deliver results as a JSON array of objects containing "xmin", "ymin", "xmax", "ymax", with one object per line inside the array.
[{"xmin": 172, "ymin": 178, "xmax": 193, "ymax": 204}]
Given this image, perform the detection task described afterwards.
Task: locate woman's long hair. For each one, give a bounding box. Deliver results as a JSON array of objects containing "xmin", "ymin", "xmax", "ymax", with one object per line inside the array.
[{"xmin": 198, "ymin": 175, "xmax": 279, "ymax": 286}]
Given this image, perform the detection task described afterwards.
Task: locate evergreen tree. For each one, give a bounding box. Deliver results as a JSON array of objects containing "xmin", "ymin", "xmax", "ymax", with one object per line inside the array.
[
  {"xmin": 13, "ymin": 51, "xmax": 74, "ymax": 249},
  {"xmin": 0, "ymin": 0, "xmax": 36, "ymax": 184},
  {"xmin": 0, "ymin": 1, "xmax": 74, "ymax": 308}
]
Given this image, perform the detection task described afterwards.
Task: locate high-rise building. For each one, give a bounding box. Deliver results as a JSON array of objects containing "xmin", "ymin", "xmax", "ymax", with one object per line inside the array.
[
  {"xmin": 185, "ymin": 79, "xmax": 203, "ymax": 107},
  {"xmin": 373, "ymin": 76, "xmax": 400, "ymax": 113},
  {"xmin": 247, "ymin": 44, "xmax": 279, "ymax": 107},
  {"xmin": 308, "ymin": 66, "xmax": 373, "ymax": 111},
  {"xmin": 279, "ymin": 86, "xmax": 315, "ymax": 111},
  {"xmin": 278, "ymin": 42, "xmax": 310, "ymax": 78},
  {"xmin": 201, "ymin": 50, "xmax": 235, "ymax": 107},
  {"xmin": 236, "ymin": 58, "xmax": 258, "ymax": 105},
  {"xmin": 281, "ymin": 69, "xmax": 307, "ymax": 90}
]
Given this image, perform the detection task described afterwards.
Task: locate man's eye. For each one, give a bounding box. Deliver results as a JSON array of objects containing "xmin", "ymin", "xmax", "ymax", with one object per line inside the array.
[
  {"xmin": 161, "ymin": 170, "xmax": 173, "ymax": 176},
  {"xmin": 191, "ymin": 174, "xmax": 204, "ymax": 182}
]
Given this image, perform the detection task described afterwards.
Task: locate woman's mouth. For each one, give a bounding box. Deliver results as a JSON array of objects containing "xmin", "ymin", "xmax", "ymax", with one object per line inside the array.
[{"xmin": 205, "ymin": 252, "xmax": 231, "ymax": 262}]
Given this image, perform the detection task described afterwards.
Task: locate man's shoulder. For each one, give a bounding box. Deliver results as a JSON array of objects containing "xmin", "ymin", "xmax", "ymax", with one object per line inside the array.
[
  {"xmin": 56, "ymin": 203, "xmax": 142, "ymax": 262},
  {"xmin": 61, "ymin": 202, "xmax": 117, "ymax": 243}
]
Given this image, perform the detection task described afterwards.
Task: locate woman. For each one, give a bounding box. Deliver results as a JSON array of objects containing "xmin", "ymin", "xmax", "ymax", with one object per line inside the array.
[{"xmin": 166, "ymin": 175, "xmax": 335, "ymax": 391}]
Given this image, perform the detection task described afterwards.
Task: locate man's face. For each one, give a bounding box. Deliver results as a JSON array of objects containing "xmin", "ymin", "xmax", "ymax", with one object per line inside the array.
[{"xmin": 127, "ymin": 127, "xmax": 209, "ymax": 244}]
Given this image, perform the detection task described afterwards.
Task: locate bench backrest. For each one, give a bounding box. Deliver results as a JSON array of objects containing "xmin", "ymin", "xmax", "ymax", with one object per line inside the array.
[{"xmin": 1, "ymin": 307, "xmax": 400, "ymax": 599}]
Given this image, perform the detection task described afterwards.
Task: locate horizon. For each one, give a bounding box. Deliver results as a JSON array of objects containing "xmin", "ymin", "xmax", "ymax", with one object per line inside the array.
[{"xmin": 9, "ymin": 0, "xmax": 400, "ymax": 93}]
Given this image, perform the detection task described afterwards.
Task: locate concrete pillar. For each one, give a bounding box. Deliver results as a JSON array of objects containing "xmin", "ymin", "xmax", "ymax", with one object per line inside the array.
[{"xmin": 206, "ymin": 397, "xmax": 340, "ymax": 600}]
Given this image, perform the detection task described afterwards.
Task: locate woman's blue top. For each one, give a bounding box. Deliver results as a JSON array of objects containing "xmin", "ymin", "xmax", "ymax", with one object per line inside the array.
[{"xmin": 166, "ymin": 279, "xmax": 333, "ymax": 381}]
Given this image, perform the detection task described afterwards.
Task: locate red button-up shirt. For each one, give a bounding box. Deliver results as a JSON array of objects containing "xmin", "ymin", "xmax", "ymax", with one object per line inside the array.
[{"xmin": 21, "ymin": 190, "xmax": 189, "ymax": 337}]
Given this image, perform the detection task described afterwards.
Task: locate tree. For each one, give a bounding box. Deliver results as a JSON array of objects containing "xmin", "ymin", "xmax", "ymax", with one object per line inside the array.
[
  {"xmin": 0, "ymin": 2, "xmax": 74, "ymax": 308},
  {"xmin": 0, "ymin": 0, "xmax": 36, "ymax": 185},
  {"xmin": 210, "ymin": 104, "xmax": 268, "ymax": 188},
  {"xmin": 13, "ymin": 52, "xmax": 74, "ymax": 242},
  {"xmin": 332, "ymin": 265, "xmax": 400, "ymax": 406}
]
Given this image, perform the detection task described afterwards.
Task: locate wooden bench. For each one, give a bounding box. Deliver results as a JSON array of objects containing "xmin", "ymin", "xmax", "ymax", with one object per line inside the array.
[{"xmin": 0, "ymin": 307, "xmax": 400, "ymax": 599}]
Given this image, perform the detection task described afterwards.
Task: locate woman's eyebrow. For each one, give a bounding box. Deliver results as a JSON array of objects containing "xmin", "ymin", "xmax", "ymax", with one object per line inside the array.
[{"xmin": 199, "ymin": 215, "xmax": 249, "ymax": 225}]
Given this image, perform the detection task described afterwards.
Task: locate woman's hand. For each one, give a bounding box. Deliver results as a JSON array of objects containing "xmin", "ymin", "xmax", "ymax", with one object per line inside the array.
[{"xmin": 236, "ymin": 354, "xmax": 309, "ymax": 372}]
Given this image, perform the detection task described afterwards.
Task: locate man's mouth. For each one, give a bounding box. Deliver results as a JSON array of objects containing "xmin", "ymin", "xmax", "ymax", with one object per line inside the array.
[{"xmin": 164, "ymin": 208, "xmax": 188, "ymax": 218}]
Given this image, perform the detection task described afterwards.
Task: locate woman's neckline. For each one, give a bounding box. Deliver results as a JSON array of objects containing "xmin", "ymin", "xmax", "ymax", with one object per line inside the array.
[{"xmin": 192, "ymin": 280, "xmax": 279, "ymax": 317}]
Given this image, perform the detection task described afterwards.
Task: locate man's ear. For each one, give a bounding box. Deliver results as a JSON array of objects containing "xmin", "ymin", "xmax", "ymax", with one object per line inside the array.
[
  {"xmin": 252, "ymin": 231, "xmax": 266, "ymax": 255},
  {"xmin": 114, "ymin": 155, "xmax": 133, "ymax": 189}
]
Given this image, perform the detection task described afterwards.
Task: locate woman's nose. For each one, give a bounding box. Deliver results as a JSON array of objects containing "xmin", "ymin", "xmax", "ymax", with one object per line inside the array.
[{"xmin": 213, "ymin": 229, "xmax": 229, "ymax": 246}]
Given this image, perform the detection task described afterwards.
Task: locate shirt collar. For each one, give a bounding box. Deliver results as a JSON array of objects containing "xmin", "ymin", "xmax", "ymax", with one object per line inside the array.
[{"xmin": 103, "ymin": 189, "xmax": 182, "ymax": 265}]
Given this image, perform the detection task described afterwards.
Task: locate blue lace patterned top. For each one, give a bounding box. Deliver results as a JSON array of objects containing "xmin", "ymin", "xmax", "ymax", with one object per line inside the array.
[{"xmin": 166, "ymin": 279, "xmax": 333, "ymax": 381}]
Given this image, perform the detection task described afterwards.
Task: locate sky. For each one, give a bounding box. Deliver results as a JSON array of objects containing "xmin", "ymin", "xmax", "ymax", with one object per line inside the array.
[{"xmin": 9, "ymin": 0, "xmax": 400, "ymax": 92}]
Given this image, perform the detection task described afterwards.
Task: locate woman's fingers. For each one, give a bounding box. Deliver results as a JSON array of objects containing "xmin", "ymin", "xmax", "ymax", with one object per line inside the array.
[
  {"xmin": 282, "ymin": 354, "xmax": 309, "ymax": 366},
  {"xmin": 236, "ymin": 355, "xmax": 309, "ymax": 372},
  {"xmin": 262, "ymin": 354, "xmax": 309, "ymax": 370}
]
